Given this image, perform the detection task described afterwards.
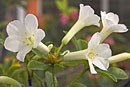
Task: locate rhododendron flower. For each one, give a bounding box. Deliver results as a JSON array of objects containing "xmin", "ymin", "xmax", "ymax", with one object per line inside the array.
[
  {"xmin": 4, "ymin": 14, "xmax": 50, "ymax": 62},
  {"xmin": 62, "ymin": 4, "xmax": 100, "ymax": 45},
  {"xmin": 64, "ymin": 32, "xmax": 112, "ymax": 74},
  {"xmin": 60, "ymin": 13, "xmax": 69, "ymax": 25},
  {"xmin": 100, "ymin": 11, "xmax": 128, "ymax": 42}
]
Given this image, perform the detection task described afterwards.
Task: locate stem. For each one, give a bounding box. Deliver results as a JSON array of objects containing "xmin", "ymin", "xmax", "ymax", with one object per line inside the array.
[
  {"xmin": 56, "ymin": 43, "xmax": 64, "ymax": 57},
  {"xmin": 52, "ymin": 65, "xmax": 56, "ymax": 87},
  {"xmin": 70, "ymin": 68, "xmax": 87, "ymax": 84},
  {"xmin": 27, "ymin": 69, "xmax": 32, "ymax": 86}
]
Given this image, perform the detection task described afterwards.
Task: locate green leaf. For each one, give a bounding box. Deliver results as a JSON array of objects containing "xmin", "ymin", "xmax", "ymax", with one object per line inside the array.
[
  {"xmin": 33, "ymin": 73, "xmax": 44, "ymax": 87},
  {"xmin": 69, "ymin": 83, "xmax": 87, "ymax": 87},
  {"xmin": 108, "ymin": 67, "xmax": 129, "ymax": 80},
  {"xmin": 7, "ymin": 66, "xmax": 20, "ymax": 77},
  {"xmin": 56, "ymin": 0, "xmax": 67, "ymax": 12},
  {"xmin": 27, "ymin": 60, "xmax": 50, "ymax": 70},
  {"xmin": 0, "ymin": 64, "xmax": 5, "ymax": 75},
  {"xmin": 4, "ymin": 59, "xmax": 13, "ymax": 72},
  {"xmin": 32, "ymin": 49, "xmax": 48, "ymax": 60},
  {"xmin": 17, "ymin": 70, "xmax": 28, "ymax": 86},
  {"xmin": 45, "ymin": 71, "xmax": 57, "ymax": 87},
  {"xmin": 54, "ymin": 64, "xmax": 64, "ymax": 70},
  {"xmin": 97, "ymin": 67, "xmax": 129, "ymax": 82},
  {"xmin": 76, "ymin": 39, "xmax": 88, "ymax": 50},
  {"xmin": 60, "ymin": 60, "xmax": 82, "ymax": 66},
  {"xmin": 0, "ymin": 76, "xmax": 21, "ymax": 87},
  {"xmin": 97, "ymin": 69, "xmax": 117, "ymax": 82}
]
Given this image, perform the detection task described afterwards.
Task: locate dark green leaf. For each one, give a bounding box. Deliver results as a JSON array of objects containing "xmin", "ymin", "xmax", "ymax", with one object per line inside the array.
[
  {"xmin": 4, "ymin": 59, "xmax": 13, "ymax": 72},
  {"xmin": 60, "ymin": 60, "xmax": 82, "ymax": 66},
  {"xmin": 27, "ymin": 60, "xmax": 50, "ymax": 70},
  {"xmin": 33, "ymin": 73, "xmax": 44, "ymax": 87},
  {"xmin": 54, "ymin": 64, "xmax": 64, "ymax": 70},
  {"xmin": 76, "ymin": 39, "xmax": 88, "ymax": 50},
  {"xmin": 69, "ymin": 83, "xmax": 87, "ymax": 87},
  {"xmin": 32, "ymin": 49, "xmax": 48, "ymax": 60},
  {"xmin": 108, "ymin": 67, "xmax": 129, "ymax": 80},
  {"xmin": 7, "ymin": 66, "xmax": 20, "ymax": 77},
  {"xmin": 45, "ymin": 71, "xmax": 57, "ymax": 87},
  {"xmin": 97, "ymin": 69, "xmax": 117, "ymax": 82},
  {"xmin": 0, "ymin": 64, "xmax": 5, "ymax": 75}
]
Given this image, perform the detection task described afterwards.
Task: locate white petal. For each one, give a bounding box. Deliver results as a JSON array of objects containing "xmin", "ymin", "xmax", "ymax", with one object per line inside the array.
[
  {"xmin": 109, "ymin": 24, "xmax": 128, "ymax": 33},
  {"xmin": 7, "ymin": 20, "xmax": 26, "ymax": 36},
  {"xmin": 88, "ymin": 32, "xmax": 101, "ymax": 48},
  {"xmin": 84, "ymin": 15, "xmax": 100, "ymax": 26},
  {"xmin": 101, "ymin": 11, "xmax": 108, "ymax": 27},
  {"xmin": 92, "ymin": 57, "xmax": 109, "ymax": 70},
  {"xmin": 4, "ymin": 37, "xmax": 24, "ymax": 52},
  {"xmin": 79, "ymin": 4, "xmax": 94, "ymax": 20},
  {"xmin": 88, "ymin": 60, "xmax": 97, "ymax": 74},
  {"xmin": 25, "ymin": 14, "xmax": 38, "ymax": 33},
  {"xmin": 94, "ymin": 44, "xmax": 112, "ymax": 58},
  {"xmin": 33, "ymin": 29, "xmax": 45, "ymax": 48},
  {"xmin": 106, "ymin": 12, "xmax": 119, "ymax": 24},
  {"xmin": 16, "ymin": 46, "xmax": 32, "ymax": 62}
]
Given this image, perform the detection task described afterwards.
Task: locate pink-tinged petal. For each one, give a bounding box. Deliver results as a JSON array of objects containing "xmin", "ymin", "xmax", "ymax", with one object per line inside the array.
[
  {"xmin": 109, "ymin": 24, "xmax": 128, "ymax": 33},
  {"xmin": 33, "ymin": 29, "xmax": 45, "ymax": 48},
  {"xmin": 88, "ymin": 32, "xmax": 101, "ymax": 49},
  {"xmin": 7, "ymin": 20, "xmax": 26, "ymax": 36},
  {"xmin": 4, "ymin": 37, "xmax": 24, "ymax": 52},
  {"xmin": 92, "ymin": 57, "xmax": 109, "ymax": 70},
  {"xmin": 16, "ymin": 46, "xmax": 32, "ymax": 62},
  {"xmin": 88, "ymin": 60, "xmax": 97, "ymax": 74},
  {"xmin": 25, "ymin": 14, "xmax": 38, "ymax": 33}
]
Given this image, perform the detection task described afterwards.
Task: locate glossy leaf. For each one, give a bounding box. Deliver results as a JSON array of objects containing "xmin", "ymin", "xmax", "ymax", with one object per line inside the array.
[
  {"xmin": 33, "ymin": 73, "xmax": 44, "ymax": 87},
  {"xmin": 69, "ymin": 83, "xmax": 87, "ymax": 87},
  {"xmin": 27, "ymin": 60, "xmax": 50, "ymax": 70}
]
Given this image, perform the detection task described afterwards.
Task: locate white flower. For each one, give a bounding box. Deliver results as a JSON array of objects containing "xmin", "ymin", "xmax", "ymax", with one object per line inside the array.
[
  {"xmin": 4, "ymin": 14, "xmax": 49, "ymax": 62},
  {"xmin": 62, "ymin": 4, "xmax": 100, "ymax": 45},
  {"xmin": 100, "ymin": 11, "xmax": 128, "ymax": 42},
  {"xmin": 64, "ymin": 32, "xmax": 112, "ymax": 74}
]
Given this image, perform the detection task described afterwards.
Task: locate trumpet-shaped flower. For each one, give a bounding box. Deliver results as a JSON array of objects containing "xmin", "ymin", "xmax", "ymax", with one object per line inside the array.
[
  {"xmin": 62, "ymin": 4, "xmax": 100, "ymax": 45},
  {"xmin": 4, "ymin": 14, "xmax": 49, "ymax": 62},
  {"xmin": 64, "ymin": 32, "xmax": 112, "ymax": 74},
  {"xmin": 100, "ymin": 11, "xmax": 128, "ymax": 42}
]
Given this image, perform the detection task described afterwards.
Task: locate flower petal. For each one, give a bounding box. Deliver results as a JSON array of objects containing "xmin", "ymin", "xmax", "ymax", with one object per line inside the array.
[
  {"xmin": 16, "ymin": 46, "xmax": 32, "ymax": 62},
  {"xmin": 94, "ymin": 44, "xmax": 112, "ymax": 58},
  {"xmin": 109, "ymin": 24, "xmax": 128, "ymax": 33},
  {"xmin": 79, "ymin": 4, "xmax": 94, "ymax": 20},
  {"xmin": 106, "ymin": 12, "xmax": 119, "ymax": 24},
  {"xmin": 7, "ymin": 20, "xmax": 26, "ymax": 36},
  {"xmin": 88, "ymin": 60, "xmax": 97, "ymax": 74},
  {"xmin": 25, "ymin": 14, "xmax": 38, "ymax": 33},
  {"xmin": 92, "ymin": 57, "xmax": 109, "ymax": 70},
  {"xmin": 88, "ymin": 32, "xmax": 101, "ymax": 49},
  {"xmin": 33, "ymin": 29, "xmax": 45, "ymax": 48},
  {"xmin": 4, "ymin": 37, "xmax": 24, "ymax": 52},
  {"xmin": 84, "ymin": 15, "xmax": 100, "ymax": 26}
]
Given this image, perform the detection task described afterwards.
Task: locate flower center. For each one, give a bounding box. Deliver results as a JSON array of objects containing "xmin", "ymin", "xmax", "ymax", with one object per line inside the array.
[
  {"xmin": 23, "ymin": 32, "xmax": 35, "ymax": 46},
  {"xmin": 88, "ymin": 50, "xmax": 98, "ymax": 61}
]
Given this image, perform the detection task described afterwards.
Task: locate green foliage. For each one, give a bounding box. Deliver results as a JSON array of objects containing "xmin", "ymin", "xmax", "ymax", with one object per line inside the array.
[
  {"xmin": 56, "ymin": 0, "xmax": 68, "ymax": 12},
  {"xmin": 33, "ymin": 73, "xmax": 44, "ymax": 87},
  {"xmin": 45, "ymin": 71, "xmax": 57, "ymax": 87},
  {"xmin": 27, "ymin": 60, "xmax": 50, "ymax": 70},
  {"xmin": 60, "ymin": 60, "xmax": 82, "ymax": 66},
  {"xmin": 69, "ymin": 83, "xmax": 87, "ymax": 87},
  {"xmin": 32, "ymin": 49, "xmax": 48, "ymax": 60},
  {"xmin": 54, "ymin": 64, "xmax": 64, "ymax": 70},
  {"xmin": 7, "ymin": 66, "xmax": 20, "ymax": 77},
  {"xmin": 0, "ymin": 32, "xmax": 5, "ymax": 46},
  {"xmin": 97, "ymin": 67, "xmax": 129, "ymax": 82}
]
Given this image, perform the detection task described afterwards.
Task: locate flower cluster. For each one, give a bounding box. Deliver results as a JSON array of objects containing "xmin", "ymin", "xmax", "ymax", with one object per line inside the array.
[{"xmin": 4, "ymin": 4, "xmax": 129, "ymax": 75}]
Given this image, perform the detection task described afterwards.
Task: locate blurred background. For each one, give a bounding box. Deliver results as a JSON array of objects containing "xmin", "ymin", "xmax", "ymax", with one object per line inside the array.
[{"xmin": 0, "ymin": 0, "xmax": 130, "ymax": 87}]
